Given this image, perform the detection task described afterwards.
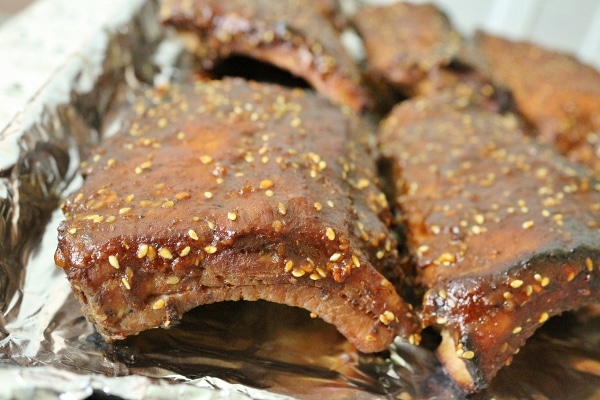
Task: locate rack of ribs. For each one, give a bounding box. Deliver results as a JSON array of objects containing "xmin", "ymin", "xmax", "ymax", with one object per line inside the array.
[
  {"xmin": 160, "ymin": 0, "xmax": 367, "ymax": 112},
  {"xmin": 377, "ymin": 87, "xmax": 600, "ymax": 391},
  {"xmin": 54, "ymin": 77, "xmax": 420, "ymax": 353}
]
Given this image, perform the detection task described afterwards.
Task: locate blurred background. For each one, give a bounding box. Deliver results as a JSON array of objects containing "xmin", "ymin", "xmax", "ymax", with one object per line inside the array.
[{"xmin": 1, "ymin": 0, "xmax": 600, "ymax": 69}]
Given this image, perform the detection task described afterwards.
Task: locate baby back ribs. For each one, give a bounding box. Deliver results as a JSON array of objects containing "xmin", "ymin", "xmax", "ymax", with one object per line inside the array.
[
  {"xmin": 378, "ymin": 88, "xmax": 600, "ymax": 391},
  {"xmin": 160, "ymin": 0, "xmax": 367, "ymax": 112},
  {"xmin": 475, "ymin": 31, "xmax": 600, "ymax": 176},
  {"xmin": 54, "ymin": 77, "xmax": 419, "ymax": 353}
]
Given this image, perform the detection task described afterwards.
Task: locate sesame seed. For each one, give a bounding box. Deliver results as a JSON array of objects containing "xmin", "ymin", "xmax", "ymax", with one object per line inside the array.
[
  {"xmin": 379, "ymin": 310, "xmax": 395, "ymax": 325},
  {"xmin": 461, "ymin": 351, "xmax": 475, "ymax": 360},
  {"xmin": 327, "ymin": 200, "xmax": 334, "ymax": 208},
  {"xmin": 309, "ymin": 273, "xmax": 321, "ymax": 280},
  {"xmin": 430, "ymin": 225, "xmax": 441, "ymax": 234},
  {"xmin": 522, "ymin": 220, "xmax": 534, "ymax": 229},
  {"xmin": 162, "ymin": 200, "xmax": 175, "ymax": 208},
  {"xmin": 121, "ymin": 278, "xmax": 131, "ymax": 290},
  {"xmin": 586, "ymin": 257, "xmax": 594, "ymax": 271},
  {"xmin": 510, "ymin": 279, "xmax": 524, "ymax": 288},
  {"xmin": 68, "ymin": 228, "xmax": 77, "ymax": 234},
  {"xmin": 166, "ymin": 276, "xmax": 180, "ymax": 284},
  {"xmin": 159, "ymin": 248, "xmax": 173, "ymax": 259},
  {"xmin": 329, "ymin": 253, "xmax": 342, "ymax": 262},
  {"xmin": 326, "ymin": 227, "xmax": 336, "ymax": 241},
  {"xmin": 316, "ymin": 267, "xmax": 327, "ymax": 277},
  {"xmin": 119, "ymin": 207, "xmax": 131, "ymax": 214},
  {"xmin": 539, "ymin": 312, "xmax": 549, "ymax": 323},
  {"xmin": 204, "ymin": 245, "xmax": 217, "ymax": 254},
  {"xmin": 106, "ymin": 215, "xmax": 116, "ymax": 223},
  {"xmin": 200, "ymin": 155, "xmax": 213, "ymax": 164},
  {"xmin": 179, "ymin": 246, "xmax": 191, "ymax": 257},
  {"xmin": 175, "ymin": 192, "xmax": 191, "ymax": 200},
  {"xmin": 291, "ymin": 268, "xmax": 305, "ymax": 277},
  {"xmin": 512, "ymin": 326, "xmax": 522, "ymax": 334},
  {"xmin": 352, "ymin": 255, "xmax": 361, "ymax": 268},
  {"xmin": 204, "ymin": 191, "xmax": 213, "ymax": 198},
  {"xmin": 153, "ymin": 298, "xmax": 166, "ymax": 310},
  {"xmin": 356, "ymin": 178, "xmax": 370, "ymax": 189},
  {"xmin": 541, "ymin": 276, "xmax": 550, "ymax": 287},
  {"xmin": 108, "ymin": 255, "xmax": 120, "ymax": 269},
  {"xmin": 437, "ymin": 252, "xmax": 456, "ymax": 264},
  {"xmin": 227, "ymin": 211, "xmax": 237, "ymax": 221},
  {"xmin": 277, "ymin": 202, "xmax": 287, "ymax": 215},
  {"xmin": 265, "ymin": 190, "xmax": 274, "ymax": 197},
  {"xmin": 272, "ymin": 220, "xmax": 283, "ymax": 233},
  {"xmin": 137, "ymin": 244, "xmax": 149, "ymax": 258},
  {"xmin": 436, "ymin": 316, "xmax": 448, "ymax": 325},
  {"xmin": 260, "ymin": 179, "xmax": 274, "ymax": 189},
  {"xmin": 314, "ymin": 202, "xmax": 322, "ymax": 211},
  {"xmin": 147, "ymin": 246, "xmax": 157, "ymax": 260},
  {"xmin": 188, "ymin": 229, "xmax": 199, "ymax": 240},
  {"xmin": 284, "ymin": 260, "xmax": 294, "ymax": 272}
]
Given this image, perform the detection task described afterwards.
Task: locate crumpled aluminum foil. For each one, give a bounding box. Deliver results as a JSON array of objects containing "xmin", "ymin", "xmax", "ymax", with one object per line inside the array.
[{"xmin": 0, "ymin": 0, "xmax": 598, "ymax": 399}]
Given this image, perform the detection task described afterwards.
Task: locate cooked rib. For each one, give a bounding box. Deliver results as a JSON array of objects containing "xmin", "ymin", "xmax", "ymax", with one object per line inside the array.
[
  {"xmin": 54, "ymin": 77, "xmax": 419, "ymax": 353},
  {"xmin": 475, "ymin": 31, "xmax": 600, "ymax": 175},
  {"xmin": 378, "ymin": 88, "xmax": 600, "ymax": 391},
  {"xmin": 352, "ymin": 2, "xmax": 507, "ymax": 104},
  {"xmin": 160, "ymin": 0, "xmax": 367, "ymax": 112}
]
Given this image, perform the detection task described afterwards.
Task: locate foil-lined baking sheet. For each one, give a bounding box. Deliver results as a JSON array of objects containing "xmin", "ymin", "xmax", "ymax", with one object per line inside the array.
[{"xmin": 0, "ymin": 0, "xmax": 599, "ymax": 399}]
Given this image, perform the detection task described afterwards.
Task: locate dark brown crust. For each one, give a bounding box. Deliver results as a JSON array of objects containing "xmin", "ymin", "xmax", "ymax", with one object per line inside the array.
[
  {"xmin": 54, "ymin": 78, "xmax": 419, "ymax": 353},
  {"xmin": 160, "ymin": 0, "xmax": 367, "ymax": 112},
  {"xmin": 352, "ymin": 2, "xmax": 505, "ymax": 103},
  {"xmin": 475, "ymin": 31, "xmax": 600, "ymax": 175},
  {"xmin": 378, "ymin": 88, "xmax": 600, "ymax": 391}
]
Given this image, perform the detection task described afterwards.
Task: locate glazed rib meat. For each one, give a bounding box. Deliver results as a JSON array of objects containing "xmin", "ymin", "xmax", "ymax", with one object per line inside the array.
[
  {"xmin": 475, "ymin": 31, "xmax": 600, "ymax": 175},
  {"xmin": 160, "ymin": 0, "xmax": 367, "ymax": 112},
  {"xmin": 352, "ymin": 2, "xmax": 503, "ymax": 102},
  {"xmin": 54, "ymin": 78, "xmax": 419, "ymax": 353},
  {"xmin": 378, "ymin": 88, "xmax": 600, "ymax": 391}
]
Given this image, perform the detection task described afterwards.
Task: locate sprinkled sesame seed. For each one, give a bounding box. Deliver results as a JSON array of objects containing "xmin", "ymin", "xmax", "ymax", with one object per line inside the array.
[
  {"xmin": 352, "ymin": 255, "xmax": 361, "ymax": 268},
  {"xmin": 272, "ymin": 220, "xmax": 283, "ymax": 233},
  {"xmin": 162, "ymin": 200, "xmax": 175, "ymax": 208},
  {"xmin": 379, "ymin": 310, "xmax": 396, "ymax": 325},
  {"xmin": 175, "ymin": 192, "xmax": 191, "ymax": 200},
  {"xmin": 121, "ymin": 277, "xmax": 131, "ymax": 290},
  {"xmin": 204, "ymin": 191, "xmax": 213, "ymax": 199},
  {"xmin": 326, "ymin": 227, "xmax": 335, "ymax": 241},
  {"xmin": 327, "ymin": 200, "xmax": 334, "ymax": 208},
  {"xmin": 137, "ymin": 244, "xmax": 149, "ymax": 258},
  {"xmin": 119, "ymin": 207, "xmax": 131, "ymax": 214},
  {"xmin": 314, "ymin": 202, "xmax": 322, "ymax": 211},
  {"xmin": 541, "ymin": 276, "xmax": 550, "ymax": 287},
  {"xmin": 200, "ymin": 155, "xmax": 213, "ymax": 164},
  {"xmin": 510, "ymin": 279, "xmax": 524, "ymax": 288},
  {"xmin": 309, "ymin": 273, "xmax": 321, "ymax": 280},
  {"xmin": 291, "ymin": 268, "xmax": 305, "ymax": 277},
  {"xmin": 68, "ymin": 228, "xmax": 77, "ymax": 234},
  {"xmin": 277, "ymin": 203, "xmax": 286, "ymax": 215},
  {"xmin": 166, "ymin": 276, "xmax": 180, "ymax": 284},
  {"xmin": 108, "ymin": 255, "xmax": 120, "ymax": 269},
  {"xmin": 512, "ymin": 326, "xmax": 522, "ymax": 334},
  {"xmin": 356, "ymin": 178, "xmax": 370, "ymax": 189},
  {"xmin": 227, "ymin": 211, "xmax": 237, "ymax": 221},
  {"xmin": 522, "ymin": 220, "xmax": 534, "ymax": 229},
  {"xmin": 204, "ymin": 245, "xmax": 217, "ymax": 254},
  {"xmin": 329, "ymin": 253, "xmax": 342, "ymax": 262},
  {"xmin": 188, "ymin": 229, "xmax": 199, "ymax": 240},
  {"xmin": 147, "ymin": 246, "xmax": 157, "ymax": 261},
  {"xmin": 586, "ymin": 257, "xmax": 594, "ymax": 271},
  {"xmin": 260, "ymin": 179, "xmax": 274, "ymax": 189},
  {"xmin": 539, "ymin": 312, "xmax": 549, "ymax": 323},
  {"xmin": 159, "ymin": 248, "xmax": 173, "ymax": 259},
  {"xmin": 153, "ymin": 298, "xmax": 166, "ymax": 310},
  {"xmin": 436, "ymin": 316, "xmax": 448, "ymax": 325},
  {"xmin": 265, "ymin": 190, "xmax": 274, "ymax": 197},
  {"xmin": 179, "ymin": 246, "xmax": 191, "ymax": 257},
  {"xmin": 461, "ymin": 351, "xmax": 475, "ymax": 360},
  {"xmin": 284, "ymin": 260, "xmax": 294, "ymax": 272}
]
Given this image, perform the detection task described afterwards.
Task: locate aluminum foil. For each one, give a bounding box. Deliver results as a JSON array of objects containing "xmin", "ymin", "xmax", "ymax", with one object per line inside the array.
[{"xmin": 0, "ymin": 1, "xmax": 598, "ymax": 399}]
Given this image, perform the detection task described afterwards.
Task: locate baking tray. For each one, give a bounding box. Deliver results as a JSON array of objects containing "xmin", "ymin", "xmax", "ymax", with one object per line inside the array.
[{"xmin": 0, "ymin": 0, "xmax": 598, "ymax": 399}]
